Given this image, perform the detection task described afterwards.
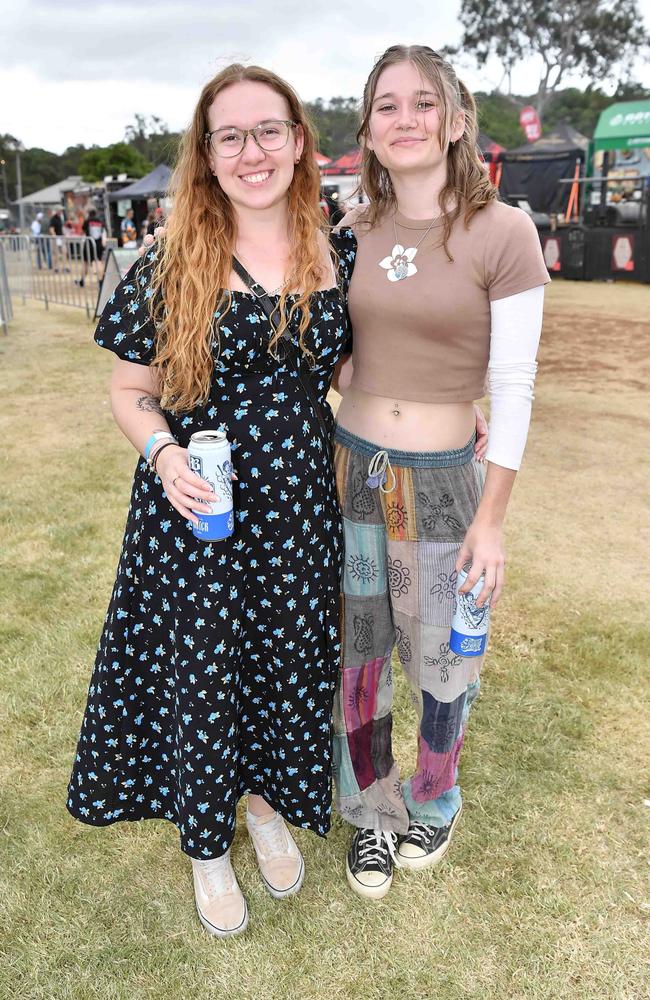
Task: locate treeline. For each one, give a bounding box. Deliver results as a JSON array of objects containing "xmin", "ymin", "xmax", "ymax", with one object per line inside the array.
[{"xmin": 1, "ymin": 82, "xmax": 649, "ymax": 207}]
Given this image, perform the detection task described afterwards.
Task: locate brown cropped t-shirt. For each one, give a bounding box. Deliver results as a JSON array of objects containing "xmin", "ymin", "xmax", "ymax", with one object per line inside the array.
[{"xmin": 346, "ymin": 199, "xmax": 550, "ymax": 403}]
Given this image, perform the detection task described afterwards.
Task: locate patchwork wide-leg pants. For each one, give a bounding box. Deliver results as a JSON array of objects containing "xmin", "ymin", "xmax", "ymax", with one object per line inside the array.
[{"xmin": 332, "ymin": 426, "xmax": 486, "ymax": 836}]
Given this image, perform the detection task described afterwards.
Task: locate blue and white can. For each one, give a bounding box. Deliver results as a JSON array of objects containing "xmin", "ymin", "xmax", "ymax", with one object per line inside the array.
[
  {"xmin": 449, "ymin": 568, "xmax": 490, "ymax": 657},
  {"xmin": 188, "ymin": 430, "xmax": 234, "ymax": 541}
]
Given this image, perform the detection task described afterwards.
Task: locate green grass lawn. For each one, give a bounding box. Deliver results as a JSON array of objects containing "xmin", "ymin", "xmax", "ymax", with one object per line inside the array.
[{"xmin": 1, "ymin": 289, "xmax": 649, "ymax": 1000}]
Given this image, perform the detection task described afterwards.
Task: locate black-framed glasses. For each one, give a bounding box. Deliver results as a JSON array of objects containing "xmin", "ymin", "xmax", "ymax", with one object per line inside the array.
[{"xmin": 204, "ymin": 120, "xmax": 297, "ymax": 158}]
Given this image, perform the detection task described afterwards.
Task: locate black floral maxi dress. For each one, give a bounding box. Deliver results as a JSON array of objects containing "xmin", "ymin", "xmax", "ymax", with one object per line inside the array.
[{"xmin": 67, "ymin": 230, "xmax": 357, "ymax": 860}]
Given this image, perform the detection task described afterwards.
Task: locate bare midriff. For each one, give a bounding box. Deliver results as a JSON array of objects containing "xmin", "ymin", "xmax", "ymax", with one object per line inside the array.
[{"xmin": 335, "ymin": 384, "xmax": 476, "ymax": 452}]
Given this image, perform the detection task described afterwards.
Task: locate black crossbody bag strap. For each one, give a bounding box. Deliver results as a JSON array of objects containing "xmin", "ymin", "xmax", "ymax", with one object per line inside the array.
[{"xmin": 231, "ymin": 256, "xmax": 332, "ymax": 445}]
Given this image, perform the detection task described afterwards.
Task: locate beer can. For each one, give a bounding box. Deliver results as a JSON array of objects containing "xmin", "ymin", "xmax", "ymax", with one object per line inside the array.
[
  {"xmin": 449, "ymin": 568, "xmax": 490, "ymax": 657},
  {"xmin": 187, "ymin": 430, "xmax": 234, "ymax": 541}
]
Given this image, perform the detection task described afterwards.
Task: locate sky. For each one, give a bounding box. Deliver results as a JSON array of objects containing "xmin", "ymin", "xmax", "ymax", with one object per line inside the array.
[{"xmin": 1, "ymin": 0, "xmax": 650, "ymax": 155}]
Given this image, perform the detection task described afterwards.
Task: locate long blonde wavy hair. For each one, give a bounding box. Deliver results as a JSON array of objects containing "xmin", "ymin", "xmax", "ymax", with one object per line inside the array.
[
  {"xmin": 149, "ymin": 64, "xmax": 326, "ymax": 412},
  {"xmin": 357, "ymin": 45, "xmax": 496, "ymax": 259}
]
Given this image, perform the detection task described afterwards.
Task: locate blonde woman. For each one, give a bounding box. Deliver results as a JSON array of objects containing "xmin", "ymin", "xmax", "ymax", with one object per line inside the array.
[
  {"xmin": 331, "ymin": 45, "xmax": 549, "ymax": 898},
  {"xmin": 66, "ymin": 64, "xmax": 357, "ymax": 937}
]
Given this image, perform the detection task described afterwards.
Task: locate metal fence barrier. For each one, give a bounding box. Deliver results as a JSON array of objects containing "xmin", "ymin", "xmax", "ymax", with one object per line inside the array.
[
  {"xmin": 0, "ymin": 234, "xmax": 103, "ymax": 317},
  {"xmin": 0, "ymin": 242, "xmax": 13, "ymax": 332}
]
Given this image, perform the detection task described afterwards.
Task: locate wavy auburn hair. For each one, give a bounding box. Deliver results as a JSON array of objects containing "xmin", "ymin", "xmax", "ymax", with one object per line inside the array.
[
  {"xmin": 357, "ymin": 44, "xmax": 496, "ymax": 259},
  {"xmin": 149, "ymin": 64, "xmax": 326, "ymax": 412}
]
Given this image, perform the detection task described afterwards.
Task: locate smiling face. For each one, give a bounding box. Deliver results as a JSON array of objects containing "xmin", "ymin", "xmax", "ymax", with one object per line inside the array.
[
  {"xmin": 367, "ymin": 60, "xmax": 464, "ymax": 179},
  {"xmin": 205, "ymin": 80, "xmax": 304, "ymax": 217}
]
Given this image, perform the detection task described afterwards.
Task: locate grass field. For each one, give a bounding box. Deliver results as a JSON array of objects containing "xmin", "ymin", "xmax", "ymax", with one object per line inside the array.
[{"xmin": 1, "ymin": 282, "xmax": 649, "ymax": 1000}]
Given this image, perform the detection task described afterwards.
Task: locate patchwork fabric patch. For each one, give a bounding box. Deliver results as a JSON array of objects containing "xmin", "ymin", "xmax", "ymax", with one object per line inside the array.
[
  {"xmin": 380, "ymin": 464, "xmax": 417, "ymax": 541},
  {"xmin": 342, "ymin": 594, "xmax": 395, "ymax": 667},
  {"xmin": 391, "ymin": 610, "xmax": 421, "ymax": 687},
  {"xmin": 410, "ymin": 731, "xmax": 464, "ymax": 802},
  {"xmin": 374, "ymin": 652, "xmax": 394, "ymax": 721},
  {"xmin": 401, "ymin": 779, "xmax": 461, "ymax": 828},
  {"xmin": 386, "ymin": 540, "xmax": 419, "ymax": 615},
  {"xmin": 420, "ymin": 689, "xmax": 466, "ymax": 753},
  {"xmin": 347, "ymin": 719, "xmax": 377, "ymax": 791},
  {"xmin": 420, "ymin": 623, "xmax": 476, "ymax": 703},
  {"xmin": 332, "ymin": 732, "xmax": 361, "ymax": 800},
  {"xmin": 418, "ymin": 541, "xmax": 460, "ymax": 627},
  {"xmin": 341, "ymin": 461, "xmax": 384, "ymax": 525},
  {"xmin": 342, "ymin": 519, "xmax": 387, "ymax": 597},
  {"xmin": 370, "ymin": 713, "xmax": 394, "ymax": 779},
  {"xmin": 412, "ymin": 465, "xmax": 478, "ymax": 542},
  {"xmin": 341, "ymin": 658, "xmax": 383, "ymax": 732}
]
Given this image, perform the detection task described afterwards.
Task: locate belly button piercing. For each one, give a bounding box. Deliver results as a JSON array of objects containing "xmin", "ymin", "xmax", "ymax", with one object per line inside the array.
[{"xmin": 392, "ymin": 401, "xmax": 401, "ymax": 416}]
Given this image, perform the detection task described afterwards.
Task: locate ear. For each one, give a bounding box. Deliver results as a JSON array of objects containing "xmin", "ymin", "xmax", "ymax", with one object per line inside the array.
[
  {"xmin": 205, "ymin": 140, "xmax": 218, "ymax": 177},
  {"xmin": 293, "ymin": 123, "xmax": 305, "ymax": 161},
  {"xmin": 451, "ymin": 110, "xmax": 465, "ymax": 145}
]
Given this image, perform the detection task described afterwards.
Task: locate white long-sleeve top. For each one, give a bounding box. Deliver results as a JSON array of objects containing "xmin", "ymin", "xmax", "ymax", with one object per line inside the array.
[{"xmin": 485, "ymin": 284, "xmax": 545, "ymax": 471}]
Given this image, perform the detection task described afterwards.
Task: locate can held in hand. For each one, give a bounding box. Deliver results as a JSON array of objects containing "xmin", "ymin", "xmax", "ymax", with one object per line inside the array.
[
  {"xmin": 187, "ymin": 430, "xmax": 234, "ymax": 541},
  {"xmin": 449, "ymin": 568, "xmax": 490, "ymax": 657}
]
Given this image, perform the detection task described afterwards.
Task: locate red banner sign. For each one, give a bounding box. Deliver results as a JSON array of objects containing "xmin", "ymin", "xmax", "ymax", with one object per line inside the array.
[{"xmin": 520, "ymin": 106, "xmax": 542, "ymax": 143}]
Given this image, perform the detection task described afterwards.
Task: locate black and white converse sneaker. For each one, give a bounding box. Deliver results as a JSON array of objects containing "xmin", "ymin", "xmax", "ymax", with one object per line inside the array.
[
  {"xmin": 396, "ymin": 805, "xmax": 463, "ymax": 871},
  {"xmin": 345, "ymin": 827, "xmax": 400, "ymax": 900}
]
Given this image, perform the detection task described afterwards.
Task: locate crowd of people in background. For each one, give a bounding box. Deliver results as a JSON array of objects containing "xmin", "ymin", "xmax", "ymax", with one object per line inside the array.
[{"xmin": 20, "ymin": 192, "xmax": 356, "ymax": 285}]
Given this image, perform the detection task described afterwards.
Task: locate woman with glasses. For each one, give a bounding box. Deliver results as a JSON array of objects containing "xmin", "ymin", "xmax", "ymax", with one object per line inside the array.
[{"xmin": 66, "ymin": 64, "xmax": 357, "ymax": 938}]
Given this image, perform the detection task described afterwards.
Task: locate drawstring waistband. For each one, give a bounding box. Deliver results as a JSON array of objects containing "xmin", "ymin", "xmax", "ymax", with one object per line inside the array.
[
  {"xmin": 366, "ymin": 450, "xmax": 397, "ymax": 494},
  {"xmin": 334, "ymin": 424, "xmax": 476, "ymax": 469}
]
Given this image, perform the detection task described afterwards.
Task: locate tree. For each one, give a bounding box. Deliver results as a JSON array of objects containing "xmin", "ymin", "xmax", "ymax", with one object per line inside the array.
[
  {"xmin": 474, "ymin": 92, "xmax": 523, "ymax": 147},
  {"xmin": 79, "ymin": 143, "xmax": 151, "ymax": 183},
  {"xmin": 305, "ymin": 98, "xmax": 359, "ymax": 159},
  {"xmin": 457, "ymin": 0, "xmax": 650, "ymax": 121},
  {"xmin": 124, "ymin": 114, "xmax": 179, "ymax": 166}
]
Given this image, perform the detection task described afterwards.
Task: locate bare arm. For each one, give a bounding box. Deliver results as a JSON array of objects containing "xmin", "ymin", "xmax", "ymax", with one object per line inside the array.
[
  {"xmin": 455, "ymin": 462, "xmax": 515, "ymax": 607},
  {"xmin": 109, "ymin": 358, "xmax": 216, "ymax": 523},
  {"xmin": 110, "ymin": 358, "xmax": 170, "ymax": 452},
  {"xmin": 331, "ymin": 353, "xmax": 354, "ymax": 396}
]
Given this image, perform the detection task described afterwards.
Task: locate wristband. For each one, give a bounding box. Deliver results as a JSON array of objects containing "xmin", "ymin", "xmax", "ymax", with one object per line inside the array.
[
  {"xmin": 144, "ymin": 431, "xmax": 175, "ymax": 461},
  {"xmin": 150, "ymin": 440, "xmax": 178, "ymax": 474}
]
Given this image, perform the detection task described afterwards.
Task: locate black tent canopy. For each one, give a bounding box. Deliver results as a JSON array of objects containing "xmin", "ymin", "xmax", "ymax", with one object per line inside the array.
[
  {"xmin": 499, "ymin": 124, "xmax": 588, "ymax": 213},
  {"xmin": 109, "ymin": 163, "xmax": 172, "ymax": 201}
]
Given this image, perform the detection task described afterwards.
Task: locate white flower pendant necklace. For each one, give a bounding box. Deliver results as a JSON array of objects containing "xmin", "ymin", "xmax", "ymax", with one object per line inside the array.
[{"xmin": 378, "ymin": 215, "xmax": 438, "ymax": 282}]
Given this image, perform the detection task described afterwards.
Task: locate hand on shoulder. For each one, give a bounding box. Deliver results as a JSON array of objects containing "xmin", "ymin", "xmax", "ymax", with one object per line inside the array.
[
  {"xmin": 138, "ymin": 225, "xmax": 167, "ymax": 257},
  {"xmin": 333, "ymin": 203, "xmax": 369, "ymax": 233}
]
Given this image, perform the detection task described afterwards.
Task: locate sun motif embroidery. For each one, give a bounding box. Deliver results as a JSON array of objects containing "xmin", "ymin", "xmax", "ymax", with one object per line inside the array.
[
  {"xmin": 348, "ymin": 681, "xmax": 368, "ymax": 712},
  {"xmin": 386, "ymin": 501, "xmax": 407, "ymax": 531},
  {"xmin": 347, "ymin": 553, "xmax": 378, "ymax": 584},
  {"xmin": 388, "ymin": 557, "xmax": 411, "ymax": 598},
  {"xmin": 417, "ymin": 770, "xmax": 439, "ymax": 798}
]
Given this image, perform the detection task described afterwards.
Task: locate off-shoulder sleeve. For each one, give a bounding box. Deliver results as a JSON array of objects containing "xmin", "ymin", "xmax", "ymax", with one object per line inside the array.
[
  {"xmin": 94, "ymin": 250, "xmax": 158, "ymax": 365},
  {"xmin": 485, "ymin": 207, "xmax": 550, "ymax": 302},
  {"xmin": 331, "ymin": 227, "xmax": 357, "ymax": 295}
]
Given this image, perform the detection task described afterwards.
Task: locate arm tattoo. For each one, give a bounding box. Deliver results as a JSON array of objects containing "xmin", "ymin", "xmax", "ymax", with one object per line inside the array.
[{"xmin": 136, "ymin": 394, "xmax": 164, "ymax": 415}]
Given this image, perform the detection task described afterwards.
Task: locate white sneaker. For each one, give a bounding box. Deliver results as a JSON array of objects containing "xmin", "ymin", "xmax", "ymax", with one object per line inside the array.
[
  {"xmin": 191, "ymin": 850, "xmax": 248, "ymax": 938},
  {"xmin": 246, "ymin": 809, "xmax": 305, "ymax": 899}
]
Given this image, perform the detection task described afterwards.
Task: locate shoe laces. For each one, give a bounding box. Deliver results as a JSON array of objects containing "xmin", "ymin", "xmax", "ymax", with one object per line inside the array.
[
  {"xmin": 249, "ymin": 812, "xmax": 290, "ymax": 858},
  {"xmin": 404, "ymin": 821, "xmax": 435, "ymax": 848},
  {"xmin": 357, "ymin": 828, "xmax": 401, "ymax": 869},
  {"xmin": 194, "ymin": 852, "xmax": 235, "ymax": 898}
]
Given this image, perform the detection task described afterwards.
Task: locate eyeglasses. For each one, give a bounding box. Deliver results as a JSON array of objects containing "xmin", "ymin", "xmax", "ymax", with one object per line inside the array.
[{"xmin": 205, "ymin": 120, "xmax": 297, "ymax": 158}]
